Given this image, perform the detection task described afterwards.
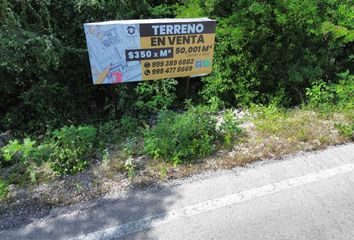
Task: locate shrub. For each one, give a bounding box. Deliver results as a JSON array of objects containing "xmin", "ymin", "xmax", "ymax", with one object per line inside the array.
[
  {"xmin": 49, "ymin": 125, "xmax": 97, "ymax": 175},
  {"xmin": 97, "ymin": 121, "xmax": 121, "ymax": 146},
  {"xmin": 144, "ymin": 106, "xmax": 218, "ymax": 164},
  {"xmin": 1, "ymin": 139, "xmax": 22, "ymax": 164},
  {"xmin": 2, "ymin": 0, "xmax": 354, "ymax": 134},
  {"xmin": 306, "ymin": 71, "xmax": 354, "ymax": 110},
  {"xmin": 134, "ymin": 79, "xmax": 178, "ymax": 116},
  {"xmin": 1, "ymin": 125, "xmax": 98, "ymax": 179},
  {"xmin": 119, "ymin": 114, "xmax": 142, "ymax": 137},
  {"xmin": 1, "ymin": 137, "xmax": 52, "ymax": 183},
  {"xmin": 1, "ymin": 138, "xmax": 51, "ymax": 166},
  {"xmin": 176, "ymin": 0, "xmax": 354, "ymax": 107},
  {"xmin": 0, "ymin": 0, "xmax": 163, "ymax": 134}
]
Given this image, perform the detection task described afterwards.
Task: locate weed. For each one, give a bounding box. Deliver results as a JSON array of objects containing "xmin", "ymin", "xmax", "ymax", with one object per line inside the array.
[
  {"xmin": 134, "ymin": 79, "xmax": 178, "ymax": 115},
  {"xmin": 306, "ymin": 71, "xmax": 354, "ymax": 112},
  {"xmin": 122, "ymin": 137, "xmax": 140, "ymax": 157},
  {"xmin": 335, "ymin": 123, "xmax": 354, "ymax": 140},
  {"xmin": 219, "ymin": 110, "xmax": 242, "ymax": 147},
  {"xmin": 1, "ymin": 138, "xmax": 49, "ymax": 165},
  {"xmin": 0, "ymin": 178, "xmax": 8, "ymax": 200},
  {"xmin": 97, "ymin": 121, "xmax": 121, "ymax": 145},
  {"xmin": 124, "ymin": 157, "xmax": 136, "ymax": 177},
  {"xmin": 1, "ymin": 139, "xmax": 21, "ymax": 162},
  {"xmin": 159, "ymin": 165, "xmax": 168, "ymax": 179},
  {"xmin": 102, "ymin": 148, "xmax": 110, "ymax": 164},
  {"xmin": 75, "ymin": 182, "xmax": 83, "ymax": 193},
  {"xmin": 50, "ymin": 125, "xmax": 97, "ymax": 175},
  {"xmin": 120, "ymin": 115, "xmax": 141, "ymax": 137},
  {"xmin": 1, "ymin": 137, "xmax": 51, "ymax": 183}
]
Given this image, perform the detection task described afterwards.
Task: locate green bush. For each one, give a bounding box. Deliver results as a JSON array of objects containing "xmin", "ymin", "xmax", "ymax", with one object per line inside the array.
[
  {"xmin": 2, "ymin": 0, "xmax": 353, "ymax": 134},
  {"xmin": 0, "ymin": 0, "xmax": 171, "ymax": 134},
  {"xmin": 49, "ymin": 125, "xmax": 97, "ymax": 175},
  {"xmin": 1, "ymin": 137, "xmax": 51, "ymax": 183},
  {"xmin": 96, "ymin": 121, "xmax": 121, "ymax": 146},
  {"xmin": 1, "ymin": 138, "xmax": 51, "ymax": 166},
  {"xmin": 119, "ymin": 114, "xmax": 142, "ymax": 137},
  {"xmin": 176, "ymin": 0, "xmax": 354, "ymax": 107},
  {"xmin": 134, "ymin": 79, "xmax": 178, "ymax": 116},
  {"xmin": 306, "ymin": 71, "xmax": 354, "ymax": 110},
  {"xmin": 144, "ymin": 106, "xmax": 218, "ymax": 164},
  {"xmin": 1, "ymin": 139, "xmax": 25, "ymax": 164},
  {"xmin": 1, "ymin": 125, "xmax": 98, "ymax": 179}
]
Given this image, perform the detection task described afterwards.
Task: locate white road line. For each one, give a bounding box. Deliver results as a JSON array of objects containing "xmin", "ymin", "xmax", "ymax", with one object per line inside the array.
[{"xmin": 72, "ymin": 163, "xmax": 354, "ymax": 240}]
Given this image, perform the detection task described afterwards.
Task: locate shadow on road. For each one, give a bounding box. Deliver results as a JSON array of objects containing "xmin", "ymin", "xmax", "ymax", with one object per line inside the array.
[{"xmin": 0, "ymin": 184, "xmax": 179, "ymax": 240}]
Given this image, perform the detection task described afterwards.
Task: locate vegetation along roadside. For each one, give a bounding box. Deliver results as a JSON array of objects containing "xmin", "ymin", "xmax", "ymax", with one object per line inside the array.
[{"xmin": 0, "ymin": 0, "xmax": 353, "ymax": 225}]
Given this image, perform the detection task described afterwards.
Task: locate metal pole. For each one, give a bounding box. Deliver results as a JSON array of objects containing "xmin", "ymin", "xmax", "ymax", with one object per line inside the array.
[
  {"xmin": 186, "ymin": 77, "xmax": 190, "ymax": 99},
  {"xmin": 111, "ymin": 86, "xmax": 118, "ymax": 120}
]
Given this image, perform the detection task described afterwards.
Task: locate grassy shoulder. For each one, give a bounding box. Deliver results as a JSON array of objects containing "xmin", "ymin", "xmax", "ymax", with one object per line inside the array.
[{"xmin": 0, "ymin": 103, "xmax": 352, "ymax": 207}]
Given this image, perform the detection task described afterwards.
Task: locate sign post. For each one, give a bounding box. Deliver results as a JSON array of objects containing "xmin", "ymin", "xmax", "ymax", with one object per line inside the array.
[{"xmin": 84, "ymin": 18, "xmax": 216, "ymax": 84}]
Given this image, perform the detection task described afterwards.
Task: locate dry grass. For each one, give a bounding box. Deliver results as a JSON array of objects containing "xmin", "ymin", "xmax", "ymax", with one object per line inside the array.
[
  {"xmin": 220, "ymin": 109, "xmax": 349, "ymax": 169},
  {"xmin": 126, "ymin": 108, "xmax": 352, "ymax": 182}
]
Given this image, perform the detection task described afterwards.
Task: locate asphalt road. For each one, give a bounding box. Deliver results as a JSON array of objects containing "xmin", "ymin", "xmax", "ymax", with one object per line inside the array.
[{"xmin": 1, "ymin": 144, "xmax": 354, "ymax": 240}]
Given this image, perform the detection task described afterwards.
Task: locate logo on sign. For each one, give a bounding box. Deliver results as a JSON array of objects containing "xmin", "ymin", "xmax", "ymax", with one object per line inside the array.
[
  {"xmin": 127, "ymin": 26, "xmax": 136, "ymax": 35},
  {"xmin": 195, "ymin": 59, "xmax": 210, "ymax": 68}
]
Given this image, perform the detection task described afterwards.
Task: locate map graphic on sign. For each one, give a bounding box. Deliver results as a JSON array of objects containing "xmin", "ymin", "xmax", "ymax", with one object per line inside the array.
[{"xmin": 84, "ymin": 18, "xmax": 216, "ymax": 84}]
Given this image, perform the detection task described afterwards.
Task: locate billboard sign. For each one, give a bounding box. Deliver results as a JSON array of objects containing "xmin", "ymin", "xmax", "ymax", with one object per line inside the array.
[{"xmin": 84, "ymin": 18, "xmax": 216, "ymax": 84}]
